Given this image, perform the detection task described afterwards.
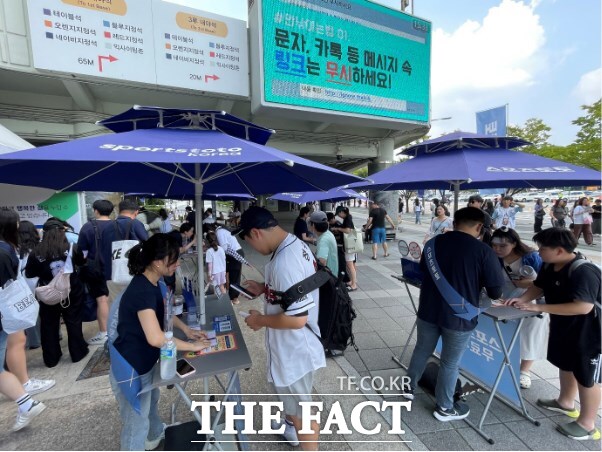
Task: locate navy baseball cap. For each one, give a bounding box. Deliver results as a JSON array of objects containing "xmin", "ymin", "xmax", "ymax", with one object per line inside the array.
[{"xmin": 231, "ymin": 206, "xmax": 279, "ymax": 239}]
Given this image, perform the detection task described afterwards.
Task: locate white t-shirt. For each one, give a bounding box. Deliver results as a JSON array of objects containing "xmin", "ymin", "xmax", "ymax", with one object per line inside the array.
[
  {"xmin": 263, "ymin": 234, "xmax": 326, "ymax": 387},
  {"xmin": 215, "ymin": 226, "xmax": 242, "ymax": 252},
  {"xmin": 493, "ymin": 206, "xmax": 518, "ymax": 229},
  {"xmin": 205, "ymin": 246, "xmax": 226, "ymax": 274},
  {"xmin": 572, "ymin": 206, "xmax": 591, "ymax": 225}
]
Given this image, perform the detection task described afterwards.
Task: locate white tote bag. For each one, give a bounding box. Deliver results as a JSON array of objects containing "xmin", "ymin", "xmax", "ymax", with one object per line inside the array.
[
  {"xmin": 343, "ymin": 229, "xmax": 364, "ymax": 254},
  {"xmin": 111, "ymin": 239, "xmax": 138, "ymax": 285},
  {"xmin": 0, "ymin": 261, "xmax": 39, "ymax": 334}
]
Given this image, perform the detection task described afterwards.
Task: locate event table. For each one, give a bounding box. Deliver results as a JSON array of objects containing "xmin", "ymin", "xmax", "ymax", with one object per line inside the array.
[
  {"xmin": 141, "ymin": 295, "xmax": 252, "ymax": 451},
  {"xmin": 390, "ymin": 274, "xmax": 540, "ymax": 444}
]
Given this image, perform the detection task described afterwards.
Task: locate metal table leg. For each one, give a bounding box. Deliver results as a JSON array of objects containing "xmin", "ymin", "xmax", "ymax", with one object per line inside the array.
[
  {"xmin": 463, "ymin": 318, "xmax": 540, "ymax": 444},
  {"xmin": 392, "ymin": 278, "xmax": 419, "ymax": 369}
]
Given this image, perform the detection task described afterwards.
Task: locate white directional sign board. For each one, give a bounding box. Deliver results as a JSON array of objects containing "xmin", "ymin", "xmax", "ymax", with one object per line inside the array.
[
  {"xmin": 152, "ymin": 1, "xmax": 248, "ymax": 96},
  {"xmin": 26, "ymin": 0, "xmax": 249, "ymax": 97}
]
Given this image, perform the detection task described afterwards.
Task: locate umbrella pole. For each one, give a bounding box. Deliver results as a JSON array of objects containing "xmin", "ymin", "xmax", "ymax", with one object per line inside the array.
[
  {"xmin": 194, "ymin": 169, "xmax": 206, "ymax": 326},
  {"xmin": 454, "ymin": 183, "xmax": 460, "ymax": 212}
]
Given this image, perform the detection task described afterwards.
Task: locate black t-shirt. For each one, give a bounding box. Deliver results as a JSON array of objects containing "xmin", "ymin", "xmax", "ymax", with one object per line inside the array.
[
  {"xmin": 186, "ymin": 211, "xmax": 196, "ymax": 225},
  {"xmin": 592, "ymin": 204, "xmax": 601, "ymax": 220},
  {"xmin": 294, "ymin": 217, "xmax": 309, "ymax": 240},
  {"xmin": 114, "ymin": 274, "xmax": 165, "ymax": 375},
  {"xmin": 168, "ymin": 230, "xmax": 184, "ymax": 248},
  {"xmin": 534, "ymin": 255, "xmax": 601, "ymax": 356},
  {"xmin": 418, "ymin": 231, "xmax": 504, "ymax": 331},
  {"xmin": 369, "ymin": 208, "xmax": 387, "ymax": 228}
]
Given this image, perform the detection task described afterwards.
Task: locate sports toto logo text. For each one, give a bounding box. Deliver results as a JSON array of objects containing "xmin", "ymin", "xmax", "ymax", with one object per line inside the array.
[{"xmin": 100, "ymin": 144, "xmax": 242, "ymax": 156}]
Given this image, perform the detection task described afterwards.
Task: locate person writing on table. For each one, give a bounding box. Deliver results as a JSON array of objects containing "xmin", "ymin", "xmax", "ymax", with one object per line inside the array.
[{"xmin": 110, "ymin": 234, "xmax": 210, "ymax": 451}]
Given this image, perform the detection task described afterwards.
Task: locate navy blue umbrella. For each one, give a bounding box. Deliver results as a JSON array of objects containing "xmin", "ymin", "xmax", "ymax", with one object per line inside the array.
[
  {"xmin": 402, "ymin": 131, "xmax": 530, "ymax": 156},
  {"xmin": 350, "ymin": 136, "xmax": 601, "ymax": 210},
  {"xmin": 98, "ymin": 105, "xmax": 274, "ymax": 145},
  {"xmin": 270, "ymin": 187, "xmax": 368, "ymax": 204},
  {"xmin": 0, "ymin": 118, "xmax": 363, "ymax": 324}
]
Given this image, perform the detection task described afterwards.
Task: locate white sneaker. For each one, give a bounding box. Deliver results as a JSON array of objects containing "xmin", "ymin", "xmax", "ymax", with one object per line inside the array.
[
  {"xmin": 12, "ymin": 401, "xmax": 46, "ymax": 432},
  {"xmin": 145, "ymin": 422, "xmax": 167, "ymax": 450},
  {"xmin": 23, "ymin": 378, "xmax": 56, "ymax": 396},
  {"xmin": 86, "ymin": 332, "xmax": 108, "ymax": 345},
  {"xmin": 271, "ymin": 419, "xmax": 299, "ymax": 446}
]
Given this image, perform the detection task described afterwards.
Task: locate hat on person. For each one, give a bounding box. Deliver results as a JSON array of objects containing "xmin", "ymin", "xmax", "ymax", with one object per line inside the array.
[
  {"xmin": 231, "ymin": 206, "xmax": 278, "ymax": 239},
  {"xmin": 309, "ymin": 210, "xmax": 328, "ymax": 224},
  {"xmin": 43, "ymin": 218, "xmax": 67, "ymax": 232}
]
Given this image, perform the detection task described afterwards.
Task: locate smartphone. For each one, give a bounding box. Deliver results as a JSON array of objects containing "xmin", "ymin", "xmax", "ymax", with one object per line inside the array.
[
  {"xmin": 230, "ymin": 283, "xmax": 255, "ymax": 299},
  {"xmin": 176, "ymin": 359, "xmax": 195, "ymax": 378}
]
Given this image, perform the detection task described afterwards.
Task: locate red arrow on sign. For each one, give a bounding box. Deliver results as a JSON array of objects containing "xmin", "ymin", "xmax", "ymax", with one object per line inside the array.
[
  {"xmin": 204, "ymin": 74, "xmax": 220, "ymax": 83},
  {"xmin": 98, "ymin": 54, "xmax": 118, "ymax": 72}
]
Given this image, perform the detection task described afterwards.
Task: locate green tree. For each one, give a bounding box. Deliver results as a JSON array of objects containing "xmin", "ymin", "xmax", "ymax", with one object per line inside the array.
[
  {"xmin": 353, "ymin": 166, "xmax": 368, "ymax": 178},
  {"xmin": 570, "ymin": 99, "xmax": 601, "ymax": 170},
  {"xmin": 507, "ymin": 118, "xmax": 551, "ymax": 153}
]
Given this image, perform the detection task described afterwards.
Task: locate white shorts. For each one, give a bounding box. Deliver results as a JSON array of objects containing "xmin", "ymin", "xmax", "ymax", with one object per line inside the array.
[
  {"xmin": 211, "ymin": 271, "xmax": 226, "ymax": 286},
  {"xmin": 345, "ymin": 252, "xmax": 356, "ymax": 262},
  {"xmin": 268, "ymin": 371, "xmax": 315, "ymax": 418}
]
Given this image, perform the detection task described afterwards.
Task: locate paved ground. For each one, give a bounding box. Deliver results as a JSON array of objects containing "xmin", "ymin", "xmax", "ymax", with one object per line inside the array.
[{"xmin": 0, "ymin": 207, "xmax": 600, "ymax": 451}]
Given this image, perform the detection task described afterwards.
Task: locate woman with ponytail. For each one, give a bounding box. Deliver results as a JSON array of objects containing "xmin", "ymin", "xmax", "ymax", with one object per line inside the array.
[
  {"xmin": 110, "ymin": 233, "xmax": 210, "ymax": 451},
  {"xmin": 205, "ymin": 231, "xmax": 227, "ymax": 298}
]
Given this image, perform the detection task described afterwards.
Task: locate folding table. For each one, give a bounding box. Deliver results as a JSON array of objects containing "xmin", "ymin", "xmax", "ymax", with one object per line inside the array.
[{"xmin": 141, "ymin": 296, "xmax": 252, "ymax": 451}]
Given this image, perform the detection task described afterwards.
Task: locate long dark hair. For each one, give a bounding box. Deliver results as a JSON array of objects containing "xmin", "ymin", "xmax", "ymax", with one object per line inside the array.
[
  {"xmin": 128, "ymin": 233, "xmax": 180, "ymax": 276},
  {"xmin": 491, "ymin": 227, "xmax": 533, "ymax": 257},
  {"xmin": 206, "ymin": 231, "xmax": 219, "ymax": 251},
  {"xmin": 159, "ymin": 208, "xmax": 168, "ymax": 221},
  {"xmin": 0, "ymin": 207, "xmax": 19, "ymax": 249},
  {"xmin": 18, "ymin": 221, "xmax": 40, "ymax": 258},
  {"xmin": 35, "ymin": 219, "xmax": 69, "ymax": 260}
]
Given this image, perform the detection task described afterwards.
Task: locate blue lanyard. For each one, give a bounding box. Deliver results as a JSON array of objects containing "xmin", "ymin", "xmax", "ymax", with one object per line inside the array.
[{"xmin": 423, "ymin": 238, "xmax": 480, "ymax": 320}]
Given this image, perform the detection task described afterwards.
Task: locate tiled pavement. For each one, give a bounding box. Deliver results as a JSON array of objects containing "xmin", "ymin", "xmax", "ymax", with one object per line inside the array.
[{"xmin": 1, "ymin": 207, "xmax": 599, "ymax": 451}]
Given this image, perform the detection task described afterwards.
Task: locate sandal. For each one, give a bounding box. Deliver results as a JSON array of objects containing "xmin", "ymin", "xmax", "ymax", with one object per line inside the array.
[
  {"xmin": 346, "ymin": 286, "xmax": 357, "ymax": 292},
  {"xmin": 519, "ymin": 371, "xmax": 531, "ymax": 389},
  {"xmin": 384, "ymin": 254, "xmax": 390, "ymax": 257},
  {"xmin": 371, "ymin": 256, "xmax": 377, "ymax": 260},
  {"xmin": 556, "ymin": 421, "xmax": 601, "ymax": 441},
  {"xmin": 536, "ymin": 398, "xmax": 580, "ymax": 418}
]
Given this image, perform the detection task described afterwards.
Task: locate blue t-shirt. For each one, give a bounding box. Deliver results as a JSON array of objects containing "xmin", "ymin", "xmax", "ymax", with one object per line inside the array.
[
  {"xmin": 77, "ymin": 219, "xmax": 114, "ymax": 262},
  {"xmin": 418, "ymin": 231, "xmax": 504, "ymax": 331},
  {"xmin": 114, "ymin": 274, "xmax": 164, "ymax": 375}
]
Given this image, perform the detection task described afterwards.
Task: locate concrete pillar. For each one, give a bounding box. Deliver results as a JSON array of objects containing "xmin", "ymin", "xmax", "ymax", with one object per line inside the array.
[{"xmin": 367, "ymin": 138, "xmax": 398, "ymax": 225}]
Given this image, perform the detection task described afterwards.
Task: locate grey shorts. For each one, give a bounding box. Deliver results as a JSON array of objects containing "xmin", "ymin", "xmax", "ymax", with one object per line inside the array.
[{"xmin": 269, "ymin": 371, "xmax": 315, "ymax": 418}]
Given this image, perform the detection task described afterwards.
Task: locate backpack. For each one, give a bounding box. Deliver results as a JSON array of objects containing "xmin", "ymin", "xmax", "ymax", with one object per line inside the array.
[
  {"xmin": 35, "ymin": 244, "xmax": 74, "ymax": 307},
  {"xmin": 274, "ymin": 264, "xmax": 358, "ymax": 355},
  {"xmin": 545, "ymin": 256, "xmax": 602, "ymax": 325}
]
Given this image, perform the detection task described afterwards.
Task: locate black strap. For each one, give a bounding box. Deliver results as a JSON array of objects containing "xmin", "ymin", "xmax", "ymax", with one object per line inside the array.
[
  {"xmin": 91, "ymin": 219, "xmax": 101, "ymax": 264},
  {"xmin": 114, "ymin": 219, "xmax": 133, "ymax": 241}
]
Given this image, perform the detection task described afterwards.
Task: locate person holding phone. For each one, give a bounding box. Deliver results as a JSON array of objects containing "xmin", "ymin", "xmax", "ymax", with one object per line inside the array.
[
  {"xmin": 232, "ymin": 207, "xmax": 325, "ymax": 450},
  {"xmin": 110, "ymin": 234, "xmax": 210, "ymax": 451}
]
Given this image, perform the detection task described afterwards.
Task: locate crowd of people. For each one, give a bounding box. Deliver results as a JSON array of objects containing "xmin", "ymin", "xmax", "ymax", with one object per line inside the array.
[{"xmin": 1, "ymin": 192, "xmax": 600, "ymax": 447}]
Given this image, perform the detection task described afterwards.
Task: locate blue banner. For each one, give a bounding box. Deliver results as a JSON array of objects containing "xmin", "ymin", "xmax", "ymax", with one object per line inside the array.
[
  {"xmin": 476, "ymin": 105, "xmax": 507, "ymax": 136},
  {"xmin": 436, "ymin": 315, "xmax": 521, "ymax": 407}
]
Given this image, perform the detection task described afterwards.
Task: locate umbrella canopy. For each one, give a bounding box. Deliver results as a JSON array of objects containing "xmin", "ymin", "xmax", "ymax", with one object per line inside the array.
[
  {"xmin": 401, "ymin": 131, "xmax": 530, "ymax": 156},
  {"xmin": 352, "ymin": 147, "xmax": 601, "ymax": 192},
  {"xmin": 0, "ymin": 128, "xmax": 361, "ymax": 196},
  {"xmin": 270, "ymin": 187, "xmax": 368, "ymax": 204},
  {"xmin": 98, "ymin": 105, "xmax": 274, "ymax": 145},
  {"xmin": 0, "ymin": 124, "xmax": 363, "ymax": 325},
  {"xmin": 126, "ymin": 192, "xmax": 256, "ymax": 201}
]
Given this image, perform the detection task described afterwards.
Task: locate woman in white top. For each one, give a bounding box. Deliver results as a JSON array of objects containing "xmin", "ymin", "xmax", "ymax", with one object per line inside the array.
[
  {"xmin": 572, "ymin": 197, "xmax": 595, "ymax": 246},
  {"xmin": 414, "ymin": 198, "xmax": 422, "ymax": 224},
  {"xmin": 423, "ymin": 205, "xmax": 453, "ymax": 244},
  {"xmin": 205, "ymin": 231, "xmax": 227, "ymax": 298}
]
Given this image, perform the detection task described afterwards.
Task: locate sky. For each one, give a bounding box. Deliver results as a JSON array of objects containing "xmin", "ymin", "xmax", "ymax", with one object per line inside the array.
[
  {"xmin": 413, "ymin": 0, "xmax": 601, "ymax": 146},
  {"xmin": 166, "ymin": 0, "xmax": 600, "ymax": 146}
]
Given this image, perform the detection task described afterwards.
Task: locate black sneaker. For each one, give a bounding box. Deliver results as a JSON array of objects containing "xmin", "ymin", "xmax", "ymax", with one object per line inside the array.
[
  {"xmin": 433, "ymin": 401, "xmax": 470, "ymax": 422},
  {"xmin": 401, "ymin": 387, "xmax": 414, "ymax": 401}
]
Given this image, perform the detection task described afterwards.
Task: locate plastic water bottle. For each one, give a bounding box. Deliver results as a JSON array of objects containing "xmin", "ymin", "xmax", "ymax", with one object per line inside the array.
[
  {"xmin": 160, "ymin": 331, "xmax": 177, "ymax": 380},
  {"xmin": 519, "ymin": 265, "xmax": 537, "ymax": 279}
]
